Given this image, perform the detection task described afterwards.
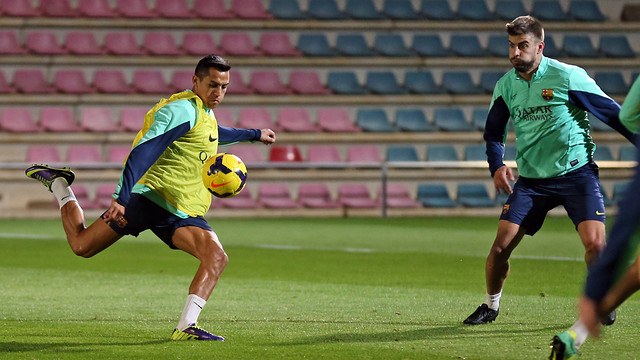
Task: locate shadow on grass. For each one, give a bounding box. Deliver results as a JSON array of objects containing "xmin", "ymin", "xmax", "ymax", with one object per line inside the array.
[{"xmin": 0, "ymin": 339, "xmax": 170, "ymax": 354}]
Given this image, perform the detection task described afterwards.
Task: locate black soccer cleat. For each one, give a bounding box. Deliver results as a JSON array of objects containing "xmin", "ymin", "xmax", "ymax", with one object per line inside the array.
[
  {"xmin": 600, "ymin": 309, "xmax": 616, "ymax": 326},
  {"xmin": 463, "ymin": 304, "xmax": 499, "ymax": 325}
]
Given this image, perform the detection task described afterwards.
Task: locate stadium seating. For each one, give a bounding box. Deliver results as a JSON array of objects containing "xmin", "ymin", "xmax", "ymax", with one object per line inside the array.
[
  {"xmin": 442, "ymin": 71, "xmax": 483, "ymax": 94},
  {"xmin": 64, "ymin": 32, "xmax": 104, "ymax": 55},
  {"xmin": 494, "ymin": 0, "xmax": 527, "ymax": 20},
  {"xmin": 619, "ymin": 146, "xmax": 637, "ymax": 161},
  {"xmin": 132, "ymin": 70, "xmax": 173, "ymax": 94},
  {"xmin": 108, "ymin": 145, "xmax": 131, "ymax": 164},
  {"xmin": 347, "ymin": 145, "xmax": 382, "ymax": 163},
  {"xmin": 420, "ymin": 0, "xmax": 458, "ymax": 20},
  {"xmin": 417, "ymin": 183, "xmax": 457, "ymax": 207},
  {"xmin": 77, "ymin": 0, "xmax": 117, "ymax": 17},
  {"xmin": 53, "ymin": 70, "xmax": 95, "ymax": 94},
  {"xmin": 366, "ymin": 72, "xmax": 407, "ymax": 95},
  {"xmin": 143, "ymin": 32, "xmax": 183, "ymax": 55},
  {"xmin": 594, "ymin": 72, "xmax": 629, "ymax": 95},
  {"xmin": 170, "ymin": 70, "xmax": 194, "ymax": 92},
  {"xmin": 356, "ymin": 109, "xmax": 398, "ymax": 132},
  {"xmin": 258, "ymin": 183, "xmax": 300, "ymax": 209},
  {"xmin": 67, "ymin": 145, "xmax": 103, "ymax": 163},
  {"xmin": 532, "ymin": 0, "xmax": 570, "ymax": 21},
  {"xmin": 563, "ymin": 35, "xmax": 599, "ymax": 57},
  {"xmin": 194, "ymin": 0, "xmax": 235, "ymax": 19},
  {"xmin": 307, "ymin": 0, "xmax": 347, "ymax": 19},
  {"xmin": 569, "ymin": 0, "xmax": 606, "ymax": 21},
  {"xmin": 182, "ymin": 32, "xmax": 223, "ymax": 56},
  {"xmin": 225, "ymin": 144, "xmax": 265, "ymax": 163},
  {"xmin": 457, "ymin": 0, "xmax": 495, "ymax": 21},
  {"xmin": 298, "ymin": 183, "xmax": 341, "ymax": 209},
  {"xmin": 120, "ymin": 107, "xmax": 148, "ymax": 132},
  {"xmin": 278, "ymin": 108, "xmax": 321, "ymax": 132},
  {"xmin": 41, "ymin": 107, "xmax": 80, "ymax": 132},
  {"xmin": 72, "ymin": 185, "xmax": 101, "ymax": 210},
  {"xmin": 213, "ymin": 108, "xmax": 235, "ymax": 127},
  {"xmin": 464, "ymin": 144, "xmax": 487, "ymax": 161},
  {"xmin": 216, "ymin": 187, "xmax": 261, "ymax": 209},
  {"xmin": 457, "ymin": 183, "xmax": 495, "ymax": 207},
  {"xmin": 307, "ymin": 145, "xmax": 342, "ymax": 163},
  {"xmin": 434, "ymin": 108, "xmax": 476, "ymax": 132},
  {"xmin": 344, "ymin": 0, "xmax": 385, "ymax": 19},
  {"xmin": 221, "ymin": 32, "xmax": 261, "ymax": 56},
  {"xmin": 411, "ymin": 34, "xmax": 452, "ymax": 57},
  {"xmin": 374, "ymin": 34, "xmax": 415, "ymax": 57},
  {"xmin": 449, "ymin": 35, "xmax": 488, "ymax": 57},
  {"xmin": 26, "ymin": 145, "xmax": 62, "ymax": 163},
  {"xmin": 250, "ymin": 71, "xmax": 292, "ymax": 95},
  {"xmin": 487, "ymin": 35, "xmax": 509, "ymax": 58},
  {"xmin": 593, "ymin": 145, "xmax": 614, "ymax": 161},
  {"xmin": 317, "ymin": 108, "xmax": 361, "ymax": 132},
  {"xmin": 382, "ymin": 0, "xmax": 421, "ymax": 19},
  {"xmin": 289, "ymin": 71, "xmax": 332, "ymax": 95},
  {"xmin": 480, "ymin": 71, "xmax": 505, "ymax": 93},
  {"xmin": 296, "ymin": 34, "xmax": 337, "ymax": 57},
  {"xmin": 1, "ymin": 107, "xmax": 41, "ymax": 132},
  {"xmin": 427, "ymin": 144, "xmax": 459, "ymax": 161},
  {"xmin": 115, "ymin": 0, "xmax": 157, "ymax": 17},
  {"xmin": 612, "ymin": 182, "xmax": 629, "ymax": 202},
  {"xmin": 269, "ymin": 145, "xmax": 303, "ymax": 162},
  {"xmin": 599, "ymin": 35, "xmax": 635, "ymax": 58},
  {"xmin": 225, "ymin": 71, "xmax": 253, "ymax": 95},
  {"xmin": 96, "ymin": 184, "xmax": 118, "ymax": 209},
  {"xmin": 155, "ymin": 0, "xmax": 194, "ymax": 18},
  {"xmin": 25, "ymin": 32, "xmax": 66, "ymax": 55},
  {"xmin": 104, "ymin": 32, "xmax": 145, "ymax": 55},
  {"xmin": 40, "ymin": 0, "xmax": 76, "ymax": 17},
  {"xmin": 471, "ymin": 108, "xmax": 489, "ymax": 130},
  {"xmin": 338, "ymin": 184, "xmax": 378, "ymax": 208},
  {"xmin": 0, "ymin": 31, "xmax": 26, "ymax": 54},
  {"xmin": 336, "ymin": 34, "xmax": 376, "ymax": 57},
  {"xmin": 542, "ymin": 36, "xmax": 564, "ymax": 58},
  {"xmin": 0, "ymin": 71, "xmax": 14, "ymax": 94},
  {"xmin": 403, "ymin": 71, "xmax": 445, "ymax": 94},
  {"xmin": 13, "ymin": 69, "xmax": 55, "ymax": 94},
  {"xmin": 599, "ymin": 184, "xmax": 613, "ymax": 207},
  {"xmin": 0, "ymin": 0, "xmax": 39, "ymax": 16},
  {"xmin": 396, "ymin": 109, "xmax": 438, "ymax": 132},
  {"xmin": 79, "ymin": 107, "xmax": 122, "ymax": 132},
  {"xmin": 327, "ymin": 72, "xmax": 368, "ymax": 94},
  {"xmin": 259, "ymin": 33, "xmax": 302, "ymax": 56},
  {"xmin": 269, "ymin": 0, "xmax": 308, "ymax": 19},
  {"xmin": 380, "ymin": 183, "xmax": 420, "ymax": 208},
  {"xmin": 386, "ymin": 146, "xmax": 419, "ymax": 162},
  {"xmin": 238, "ymin": 108, "xmax": 277, "ymax": 130},
  {"xmin": 231, "ymin": 0, "xmax": 274, "ymax": 19}
]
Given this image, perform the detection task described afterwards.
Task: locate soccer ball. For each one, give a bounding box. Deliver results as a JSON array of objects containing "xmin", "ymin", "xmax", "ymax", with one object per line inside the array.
[{"xmin": 202, "ymin": 153, "xmax": 247, "ymax": 198}]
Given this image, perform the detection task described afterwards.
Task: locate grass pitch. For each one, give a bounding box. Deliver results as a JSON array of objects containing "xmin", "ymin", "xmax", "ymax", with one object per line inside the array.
[{"xmin": 1, "ymin": 216, "xmax": 639, "ymax": 359}]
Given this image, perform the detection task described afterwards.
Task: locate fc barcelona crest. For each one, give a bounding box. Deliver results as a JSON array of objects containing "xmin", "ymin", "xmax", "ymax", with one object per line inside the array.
[{"xmin": 541, "ymin": 89, "xmax": 554, "ymax": 101}]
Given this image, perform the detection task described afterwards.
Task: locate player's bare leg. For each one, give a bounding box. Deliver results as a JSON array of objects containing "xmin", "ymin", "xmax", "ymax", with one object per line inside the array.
[
  {"xmin": 577, "ymin": 220, "xmax": 606, "ymax": 266},
  {"xmin": 60, "ymin": 201, "xmax": 122, "ymax": 258}
]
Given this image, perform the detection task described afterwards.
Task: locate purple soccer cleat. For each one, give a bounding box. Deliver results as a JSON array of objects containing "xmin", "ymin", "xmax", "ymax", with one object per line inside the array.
[
  {"xmin": 25, "ymin": 164, "xmax": 75, "ymax": 192},
  {"xmin": 171, "ymin": 324, "xmax": 225, "ymax": 341}
]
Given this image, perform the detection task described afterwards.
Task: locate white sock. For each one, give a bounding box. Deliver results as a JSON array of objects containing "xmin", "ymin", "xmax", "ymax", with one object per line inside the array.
[
  {"xmin": 485, "ymin": 291, "xmax": 502, "ymax": 311},
  {"xmin": 177, "ymin": 294, "xmax": 207, "ymax": 331},
  {"xmin": 51, "ymin": 178, "xmax": 76, "ymax": 209},
  {"xmin": 569, "ymin": 319, "xmax": 590, "ymax": 349}
]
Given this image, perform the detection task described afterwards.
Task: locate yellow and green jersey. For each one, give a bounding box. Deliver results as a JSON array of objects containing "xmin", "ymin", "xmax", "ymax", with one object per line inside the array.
[
  {"xmin": 114, "ymin": 90, "xmax": 261, "ymax": 217},
  {"xmin": 484, "ymin": 56, "xmax": 636, "ymax": 179}
]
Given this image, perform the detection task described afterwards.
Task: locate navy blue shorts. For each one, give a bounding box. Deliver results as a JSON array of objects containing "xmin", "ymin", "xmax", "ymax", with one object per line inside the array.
[
  {"xmin": 499, "ymin": 162, "xmax": 606, "ymax": 236},
  {"xmin": 103, "ymin": 193, "xmax": 213, "ymax": 249}
]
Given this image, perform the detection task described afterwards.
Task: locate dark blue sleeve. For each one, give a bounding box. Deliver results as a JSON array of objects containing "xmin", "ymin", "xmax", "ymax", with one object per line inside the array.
[
  {"xmin": 569, "ymin": 90, "xmax": 637, "ymax": 144},
  {"xmin": 116, "ymin": 123, "xmax": 191, "ymax": 206},
  {"xmin": 483, "ymin": 96, "xmax": 511, "ymax": 176},
  {"xmin": 218, "ymin": 126, "xmax": 261, "ymax": 145}
]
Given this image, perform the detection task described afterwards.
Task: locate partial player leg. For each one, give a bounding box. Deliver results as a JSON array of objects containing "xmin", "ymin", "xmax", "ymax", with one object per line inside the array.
[{"xmin": 577, "ymin": 220, "xmax": 606, "ymax": 266}]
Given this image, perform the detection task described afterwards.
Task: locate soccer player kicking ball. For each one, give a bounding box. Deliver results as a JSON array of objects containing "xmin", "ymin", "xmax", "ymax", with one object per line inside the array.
[
  {"xmin": 26, "ymin": 55, "xmax": 276, "ymax": 341},
  {"xmin": 549, "ymin": 76, "xmax": 640, "ymax": 360},
  {"xmin": 463, "ymin": 16, "xmax": 637, "ymax": 326}
]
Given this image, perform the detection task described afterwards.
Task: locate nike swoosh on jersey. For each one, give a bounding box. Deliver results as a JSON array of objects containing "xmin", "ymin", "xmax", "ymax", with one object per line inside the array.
[
  {"xmin": 209, "ymin": 135, "xmax": 217, "ymax": 142},
  {"xmin": 596, "ymin": 211, "xmax": 605, "ymax": 215}
]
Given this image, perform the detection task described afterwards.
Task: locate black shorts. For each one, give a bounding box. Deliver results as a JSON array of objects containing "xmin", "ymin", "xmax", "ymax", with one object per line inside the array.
[
  {"xmin": 499, "ymin": 162, "xmax": 606, "ymax": 236},
  {"xmin": 103, "ymin": 193, "xmax": 212, "ymax": 249}
]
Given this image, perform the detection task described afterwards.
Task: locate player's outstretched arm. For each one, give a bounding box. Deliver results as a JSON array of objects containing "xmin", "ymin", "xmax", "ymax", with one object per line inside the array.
[
  {"xmin": 260, "ymin": 128, "xmax": 276, "ymax": 145},
  {"xmin": 493, "ymin": 165, "xmax": 514, "ymax": 195}
]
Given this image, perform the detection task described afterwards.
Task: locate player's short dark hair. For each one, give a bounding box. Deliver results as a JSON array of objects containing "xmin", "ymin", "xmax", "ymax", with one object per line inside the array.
[
  {"xmin": 506, "ymin": 15, "xmax": 544, "ymax": 42},
  {"xmin": 194, "ymin": 55, "xmax": 231, "ymax": 79}
]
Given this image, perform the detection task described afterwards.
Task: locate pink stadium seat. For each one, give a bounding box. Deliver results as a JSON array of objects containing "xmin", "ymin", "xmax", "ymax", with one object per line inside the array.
[
  {"xmin": 40, "ymin": 107, "xmax": 80, "ymax": 132},
  {"xmin": 380, "ymin": 184, "xmax": 420, "ymax": 208},
  {"xmin": 0, "ymin": 31, "xmax": 26, "ymax": 54},
  {"xmin": 143, "ymin": 32, "xmax": 184, "ymax": 55},
  {"xmin": 289, "ymin": 71, "xmax": 331, "ymax": 95},
  {"xmin": 27, "ymin": 145, "xmax": 62, "ymax": 163},
  {"xmin": 1, "ymin": 107, "xmax": 41, "ymax": 132},
  {"xmin": 259, "ymin": 32, "xmax": 302, "ymax": 56},
  {"xmin": 318, "ymin": 108, "xmax": 361, "ymax": 132},
  {"xmin": 231, "ymin": 0, "xmax": 273, "ymax": 19},
  {"xmin": 96, "ymin": 184, "xmax": 118, "ymax": 208},
  {"xmin": 0, "ymin": 70, "xmax": 16, "ymax": 93},
  {"xmin": 40, "ymin": 0, "xmax": 76, "ymax": 17},
  {"xmin": 338, "ymin": 184, "xmax": 378, "ymax": 209},
  {"xmin": 213, "ymin": 108, "xmax": 235, "ymax": 127},
  {"xmin": 182, "ymin": 32, "xmax": 223, "ymax": 56},
  {"xmin": 115, "ymin": 0, "xmax": 157, "ymax": 17},
  {"xmin": 237, "ymin": 108, "xmax": 277, "ymax": 130},
  {"xmin": 226, "ymin": 71, "xmax": 253, "ymax": 95},
  {"xmin": 72, "ymin": 185, "xmax": 101, "ymax": 210},
  {"xmin": 93, "ymin": 70, "xmax": 134, "ymax": 94},
  {"xmin": 120, "ymin": 107, "xmax": 148, "ymax": 132},
  {"xmin": 155, "ymin": 0, "xmax": 194, "ymax": 18},
  {"xmin": 104, "ymin": 32, "xmax": 145, "ymax": 55},
  {"xmin": 170, "ymin": 70, "xmax": 194, "ymax": 92},
  {"xmin": 221, "ymin": 32, "xmax": 261, "ymax": 56},
  {"xmin": 108, "ymin": 145, "xmax": 131, "ymax": 164},
  {"xmin": 77, "ymin": 0, "xmax": 117, "ymax": 17},
  {"xmin": 216, "ymin": 187, "xmax": 260, "ymax": 209},
  {"xmin": 132, "ymin": 70, "xmax": 173, "ymax": 94},
  {"xmin": 298, "ymin": 183, "xmax": 340, "ymax": 209},
  {"xmin": 250, "ymin": 71, "xmax": 292, "ymax": 95},
  {"xmin": 64, "ymin": 32, "xmax": 105, "ymax": 55},
  {"xmin": 193, "ymin": 0, "xmax": 235, "ymax": 19},
  {"xmin": 258, "ymin": 183, "xmax": 300, "ymax": 209},
  {"xmin": 279, "ymin": 108, "xmax": 320, "ymax": 132},
  {"xmin": 269, "ymin": 145, "xmax": 303, "ymax": 162},
  {"xmin": 307, "ymin": 145, "xmax": 342, "ymax": 163},
  {"xmin": 25, "ymin": 32, "xmax": 66, "ymax": 54},
  {"xmin": 54, "ymin": 70, "xmax": 95, "ymax": 94},
  {"xmin": 347, "ymin": 145, "xmax": 382, "ymax": 163},
  {"xmin": 1, "ymin": 0, "xmax": 39, "ymax": 16},
  {"xmin": 224, "ymin": 144, "xmax": 264, "ymax": 163},
  {"xmin": 80, "ymin": 107, "xmax": 122, "ymax": 132},
  {"xmin": 13, "ymin": 69, "xmax": 54, "ymax": 94},
  {"xmin": 67, "ymin": 145, "xmax": 103, "ymax": 163}
]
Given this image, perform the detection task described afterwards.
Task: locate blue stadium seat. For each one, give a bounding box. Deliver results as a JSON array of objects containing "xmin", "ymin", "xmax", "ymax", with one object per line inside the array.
[
  {"xmin": 563, "ymin": 35, "xmax": 599, "ymax": 57},
  {"xmin": 457, "ymin": 0, "xmax": 495, "ymax": 20},
  {"xmin": 418, "ymin": 184, "xmax": 457, "ymax": 207},
  {"xmin": 593, "ymin": 145, "xmax": 614, "ymax": 161},
  {"xmin": 532, "ymin": 0, "xmax": 570, "ymax": 21},
  {"xmin": 594, "ymin": 72, "xmax": 629, "ymax": 95},
  {"xmin": 387, "ymin": 145, "xmax": 419, "ymax": 161},
  {"xmin": 336, "ymin": 33, "xmax": 376, "ymax": 56},
  {"xmin": 487, "ymin": 34, "xmax": 508, "ymax": 57},
  {"xmin": 404, "ymin": 71, "xmax": 445, "ymax": 94},
  {"xmin": 464, "ymin": 144, "xmax": 486, "ymax": 161},
  {"xmin": 297, "ymin": 34, "xmax": 337, "ymax": 56},
  {"xmin": 427, "ymin": 144, "xmax": 459, "ymax": 161},
  {"xmin": 480, "ymin": 71, "xmax": 505, "ymax": 93},
  {"xmin": 599, "ymin": 184, "xmax": 613, "ymax": 207},
  {"xmin": 434, "ymin": 108, "xmax": 476, "ymax": 131},
  {"xmin": 457, "ymin": 183, "xmax": 495, "ymax": 207},
  {"xmin": 613, "ymin": 182, "xmax": 629, "ymax": 202},
  {"xmin": 619, "ymin": 146, "xmax": 637, "ymax": 161},
  {"xmin": 471, "ymin": 108, "xmax": 489, "ymax": 130},
  {"xmin": 382, "ymin": 0, "xmax": 421, "ymax": 19},
  {"xmin": 450, "ymin": 34, "xmax": 488, "ymax": 57},
  {"xmin": 495, "ymin": 0, "xmax": 527, "ymax": 20},
  {"xmin": 327, "ymin": 72, "xmax": 369, "ymax": 94},
  {"xmin": 542, "ymin": 36, "xmax": 564, "ymax": 58},
  {"xmin": 357, "ymin": 109, "xmax": 399, "ymax": 132},
  {"xmin": 269, "ymin": 0, "xmax": 308, "ymax": 19},
  {"xmin": 504, "ymin": 146, "xmax": 517, "ymax": 160},
  {"xmin": 307, "ymin": 0, "xmax": 347, "ymax": 19},
  {"xmin": 569, "ymin": 0, "xmax": 605, "ymax": 21},
  {"xmin": 366, "ymin": 71, "xmax": 407, "ymax": 94},
  {"xmin": 441, "ymin": 71, "xmax": 483, "ymax": 94},
  {"xmin": 588, "ymin": 113, "xmax": 614, "ymax": 132},
  {"xmin": 599, "ymin": 35, "xmax": 635, "ymax": 58},
  {"xmin": 396, "ymin": 109, "xmax": 438, "ymax": 132},
  {"xmin": 420, "ymin": 0, "xmax": 458, "ymax": 20},
  {"xmin": 374, "ymin": 34, "xmax": 415, "ymax": 57},
  {"xmin": 411, "ymin": 34, "xmax": 452, "ymax": 57},
  {"xmin": 345, "ymin": 0, "xmax": 385, "ymax": 19}
]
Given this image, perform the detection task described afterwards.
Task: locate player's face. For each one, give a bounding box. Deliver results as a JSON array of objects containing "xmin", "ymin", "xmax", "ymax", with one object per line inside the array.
[
  {"xmin": 192, "ymin": 67, "xmax": 230, "ymax": 109},
  {"xmin": 508, "ymin": 34, "xmax": 544, "ymax": 76}
]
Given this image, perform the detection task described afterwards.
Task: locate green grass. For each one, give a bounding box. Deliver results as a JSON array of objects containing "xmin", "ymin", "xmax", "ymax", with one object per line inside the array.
[{"xmin": 1, "ymin": 216, "xmax": 639, "ymax": 359}]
